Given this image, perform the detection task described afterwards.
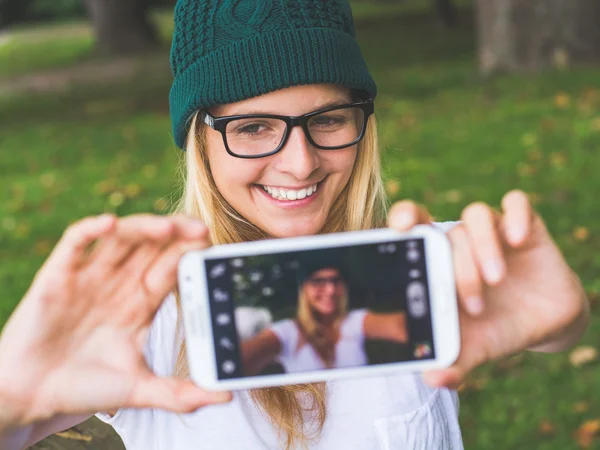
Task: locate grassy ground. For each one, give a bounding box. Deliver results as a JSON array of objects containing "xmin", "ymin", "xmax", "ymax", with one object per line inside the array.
[{"xmin": 2, "ymin": 2, "xmax": 600, "ymax": 449}]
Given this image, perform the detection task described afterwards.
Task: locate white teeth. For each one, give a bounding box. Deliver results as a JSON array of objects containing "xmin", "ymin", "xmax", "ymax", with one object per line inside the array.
[{"xmin": 262, "ymin": 183, "xmax": 318, "ymax": 201}]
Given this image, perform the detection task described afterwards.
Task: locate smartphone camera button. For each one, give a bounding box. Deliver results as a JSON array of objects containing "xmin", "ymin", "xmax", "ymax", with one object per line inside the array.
[
  {"xmin": 222, "ymin": 360, "xmax": 236, "ymax": 375},
  {"xmin": 407, "ymin": 281, "xmax": 428, "ymax": 318}
]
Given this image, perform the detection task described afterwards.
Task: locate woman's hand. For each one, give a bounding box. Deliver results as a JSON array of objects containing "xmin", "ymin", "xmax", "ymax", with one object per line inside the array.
[
  {"xmin": 388, "ymin": 190, "xmax": 590, "ymax": 389},
  {"xmin": 0, "ymin": 214, "xmax": 231, "ymax": 428}
]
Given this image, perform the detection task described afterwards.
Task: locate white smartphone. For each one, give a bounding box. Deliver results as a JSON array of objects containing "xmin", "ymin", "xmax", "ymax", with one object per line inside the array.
[{"xmin": 177, "ymin": 225, "xmax": 460, "ymax": 391}]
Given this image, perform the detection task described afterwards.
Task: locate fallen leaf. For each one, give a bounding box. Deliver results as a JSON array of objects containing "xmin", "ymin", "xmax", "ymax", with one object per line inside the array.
[
  {"xmin": 550, "ymin": 152, "xmax": 567, "ymax": 169},
  {"xmin": 527, "ymin": 148, "xmax": 542, "ymax": 161},
  {"xmin": 125, "ymin": 183, "xmax": 142, "ymax": 199},
  {"xmin": 385, "ymin": 180, "xmax": 401, "ymax": 196},
  {"xmin": 569, "ymin": 346, "xmax": 598, "ymax": 367},
  {"xmin": 40, "ymin": 173, "xmax": 56, "ymax": 189},
  {"xmin": 554, "ymin": 93, "xmax": 571, "ymax": 109},
  {"xmin": 14, "ymin": 223, "xmax": 30, "ymax": 239},
  {"xmin": 528, "ymin": 192, "xmax": 543, "ymax": 205},
  {"xmin": 443, "ymin": 189, "xmax": 462, "ymax": 204},
  {"xmin": 573, "ymin": 226, "xmax": 590, "ymax": 242},
  {"xmin": 517, "ymin": 162, "xmax": 535, "ymax": 177},
  {"xmin": 574, "ymin": 402, "xmax": 591, "ymax": 414},
  {"xmin": 142, "ymin": 164, "xmax": 158, "ymax": 179},
  {"xmin": 55, "ymin": 430, "xmax": 92, "ymax": 442},
  {"xmin": 108, "ymin": 191, "xmax": 125, "ymax": 208},
  {"xmin": 94, "ymin": 179, "xmax": 117, "ymax": 195},
  {"xmin": 34, "ymin": 239, "xmax": 52, "ymax": 256},
  {"xmin": 520, "ymin": 132, "xmax": 537, "ymax": 147},
  {"xmin": 539, "ymin": 419, "xmax": 556, "ymax": 435},
  {"xmin": 574, "ymin": 418, "xmax": 600, "ymax": 448}
]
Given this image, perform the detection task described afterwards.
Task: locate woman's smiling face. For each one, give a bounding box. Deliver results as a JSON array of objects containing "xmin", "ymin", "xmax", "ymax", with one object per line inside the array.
[{"xmin": 205, "ymin": 84, "xmax": 358, "ymax": 238}]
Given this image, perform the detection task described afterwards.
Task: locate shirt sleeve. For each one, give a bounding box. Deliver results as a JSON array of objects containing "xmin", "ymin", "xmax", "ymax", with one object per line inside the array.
[
  {"xmin": 269, "ymin": 319, "xmax": 299, "ymax": 360},
  {"xmin": 342, "ymin": 309, "xmax": 369, "ymax": 342}
]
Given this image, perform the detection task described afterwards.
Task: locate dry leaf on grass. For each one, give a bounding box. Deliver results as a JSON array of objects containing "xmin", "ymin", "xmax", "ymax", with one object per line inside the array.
[
  {"xmin": 55, "ymin": 430, "xmax": 92, "ymax": 442},
  {"xmin": 574, "ymin": 419, "xmax": 600, "ymax": 448},
  {"xmin": 569, "ymin": 346, "xmax": 598, "ymax": 367},
  {"xmin": 574, "ymin": 402, "xmax": 591, "ymax": 414},
  {"xmin": 385, "ymin": 180, "xmax": 401, "ymax": 196},
  {"xmin": 539, "ymin": 420, "xmax": 556, "ymax": 435},
  {"xmin": 573, "ymin": 226, "xmax": 590, "ymax": 242}
]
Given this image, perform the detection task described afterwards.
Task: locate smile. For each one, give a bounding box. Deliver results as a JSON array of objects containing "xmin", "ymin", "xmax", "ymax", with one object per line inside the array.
[{"xmin": 260, "ymin": 183, "xmax": 319, "ymax": 201}]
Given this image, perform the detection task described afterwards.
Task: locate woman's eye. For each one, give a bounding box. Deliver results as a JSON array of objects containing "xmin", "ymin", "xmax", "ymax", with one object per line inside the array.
[
  {"xmin": 237, "ymin": 123, "xmax": 265, "ymax": 134},
  {"xmin": 312, "ymin": 115, "xmax": 347, "ymax": 127}
]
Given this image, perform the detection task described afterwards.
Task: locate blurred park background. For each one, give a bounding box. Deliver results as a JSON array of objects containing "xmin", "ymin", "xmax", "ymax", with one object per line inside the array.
[{"xmin": 0, "ymin": 0, "xmax": 599, "ymax": 448}]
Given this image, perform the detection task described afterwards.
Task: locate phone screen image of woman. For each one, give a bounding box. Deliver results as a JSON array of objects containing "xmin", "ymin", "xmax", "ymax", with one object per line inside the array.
[{"xmin": 204, "ymin": 239, "xmax": 434, "ymax": 380}]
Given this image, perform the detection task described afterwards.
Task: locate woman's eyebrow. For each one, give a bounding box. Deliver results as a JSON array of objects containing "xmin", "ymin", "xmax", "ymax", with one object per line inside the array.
[{"xmin": 228, "ymin": 99, "xmax": 351, "ymax": 116}]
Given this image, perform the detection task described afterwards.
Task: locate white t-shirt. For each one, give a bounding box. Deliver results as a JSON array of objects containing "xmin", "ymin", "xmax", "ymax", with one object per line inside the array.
[
  {"xmin": 97, "ymin": 222, "xmax": 464, "ymax": 449},
  {"xmin": 269, "ymin": 309, "xmax": 369, "ymax": 372}
]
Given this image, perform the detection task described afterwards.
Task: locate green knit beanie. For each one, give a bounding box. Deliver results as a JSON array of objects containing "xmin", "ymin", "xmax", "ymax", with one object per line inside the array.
[{"xmin": 169, "ymin": 0, "xmax": 377, "ymax": 149}]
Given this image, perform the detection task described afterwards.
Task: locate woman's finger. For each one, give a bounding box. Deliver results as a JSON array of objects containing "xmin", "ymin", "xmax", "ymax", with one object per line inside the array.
[
  {"xmin": 501, "ymin": 190, "xmax": 534, "ymax": 247},
  {"xmin": 141, "ymin": 239, "xmax": 212, "ymax": 312},
  {"xmin": 461, "ymin": 202, "xmax": 506, "ymax": 286},
  {"xmin": 387, "ymin": 200, "xmax": 432, "ymax": 231},
  {"xmin": 448, "ymin": 224, "xmax": 485, "ymax": 316},
  {"xmin": 48, "ymin": 215, "xmax": 116, "ymax": 271},
  {"xmin": 128, "ymin": 374, "xmax": 232, "ymax": 413},
  {"xmin": 168, "ymin": 215, "xmax": 209, "ymax": 240},
  {"xmin": 90, "ymin": 215, "xmax": 176, "ymax": 268}
]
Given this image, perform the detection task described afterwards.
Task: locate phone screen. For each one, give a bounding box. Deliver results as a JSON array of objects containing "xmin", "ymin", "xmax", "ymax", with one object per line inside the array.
[{"xmin": 204, "ymin": 238, "xmax": 435, "ymax": 380}]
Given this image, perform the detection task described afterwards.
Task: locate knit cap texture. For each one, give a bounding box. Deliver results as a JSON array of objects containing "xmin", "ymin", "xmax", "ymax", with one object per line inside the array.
[{"xmin": 169, "ymin": 0, "xmax": 377, "ymax": 149}]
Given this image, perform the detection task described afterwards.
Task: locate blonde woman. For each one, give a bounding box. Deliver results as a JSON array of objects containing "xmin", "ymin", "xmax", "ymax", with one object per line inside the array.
[
  {"xmin": 241, "ymin": 260, "xmax": 409, "ymax": 376},
  {"xmin": 0, "ymin": 1, "xmax": 589, "ymax": 449}
]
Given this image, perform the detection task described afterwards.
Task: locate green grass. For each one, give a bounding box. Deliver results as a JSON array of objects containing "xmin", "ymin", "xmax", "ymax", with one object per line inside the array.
[{"xmin": 2, "ymin": 3, "xmax": 600, "ymax": 450}]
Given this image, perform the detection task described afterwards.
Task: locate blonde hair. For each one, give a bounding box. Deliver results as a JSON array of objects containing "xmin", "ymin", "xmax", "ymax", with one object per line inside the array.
[
  {"xmin": 296, "ymin": 272, "xmax": 349, "ymax": 368},
  {"xmin": 173, "ymin": 107, "xmax": 387, "ymax": 449}
]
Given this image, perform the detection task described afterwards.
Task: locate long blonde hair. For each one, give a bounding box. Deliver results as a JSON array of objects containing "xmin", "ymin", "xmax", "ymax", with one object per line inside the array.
[
  {"xmin": 173, "ymin": 106, "xmax": 387, "ymax": 449},
  {"xmin": 296, "ymin": 272, "xmax": 349, "ymax": 368}
]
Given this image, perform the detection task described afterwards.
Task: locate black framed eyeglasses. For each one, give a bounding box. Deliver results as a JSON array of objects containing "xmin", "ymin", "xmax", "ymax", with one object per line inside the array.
[{"xmin": 202, "ymin": 100, "xmax": 374, "ymax": 159}]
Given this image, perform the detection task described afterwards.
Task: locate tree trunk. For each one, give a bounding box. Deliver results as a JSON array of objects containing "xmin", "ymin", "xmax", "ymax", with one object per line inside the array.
[
  {"xmin": 433, "ymin": 0, "xmax": 458, "ymax": 28},
  {"xmin": 84, "ymin": 0, "xmax": 159, "ymax": 56},
  {"xmin": 476, "ymin": 0, "xmax": 600, "ymax": 74}
]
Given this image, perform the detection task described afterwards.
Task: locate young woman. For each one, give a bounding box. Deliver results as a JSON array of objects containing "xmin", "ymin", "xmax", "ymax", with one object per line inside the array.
[
  {"xmin": 0, "ymin": 1, "xmax": 589, "ymax": 449},
  {"xmin": 240, "ymin": 261, "xmax": 408, "ymax": 376}
]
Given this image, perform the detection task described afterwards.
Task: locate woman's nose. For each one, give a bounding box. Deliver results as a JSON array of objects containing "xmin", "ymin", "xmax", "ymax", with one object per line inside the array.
[{"xmin": 274, "ymin": 126, "xmax": 320, "ymax": 180}]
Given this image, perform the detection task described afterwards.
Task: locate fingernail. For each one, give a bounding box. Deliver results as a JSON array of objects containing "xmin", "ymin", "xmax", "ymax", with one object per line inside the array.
[
  {"xmin": 484, "ymin": 260, "xmax": 504, "ymax": 284},
  {"xmin": 466, "ymin": 296, "xmax": 484, "ymax": 316},
  {"xmin": 393, "ymin": 212, "xmax": 413, "ymax": 229},
  {"xmin": 192, "ymin": 219, "xmax": 207, "ymax": 233},
  {"xmin": 507, "ymin": 226, "xmax": 525, "ymax": 245}
]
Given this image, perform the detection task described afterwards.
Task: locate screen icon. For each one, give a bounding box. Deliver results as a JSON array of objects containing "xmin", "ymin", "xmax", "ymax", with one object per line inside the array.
[
  {"xmin": 406, "ymin": 248, "xmax": 420, "ymax": 263},
  {"xmin": 414, "ymin": 341, "xmax": 432, "ymax": 359},
  {"xmin": 216, "ymin": 313, "xmax": 231, "ymax": 326},
  {"xmin": 221, "ymin": 360, "xmax": 236, "ymax": 374},
  {"xmin": 219, "ymin": 337, "xmax": 235, "ymax": 351},
  {"xmin": 210, "ymin": 263, "xmax": 226, "ymax": 279},
  {"xmin": 409, "ymin": 269, "xmax": 421, "ymax": 279},
  {"xmin": 406, "ymin": 281, "xmax": 428, "ymax": 318},
  {"xmin": 213, "ymin": 288, "xmax": 229, "ymax": 302}
]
